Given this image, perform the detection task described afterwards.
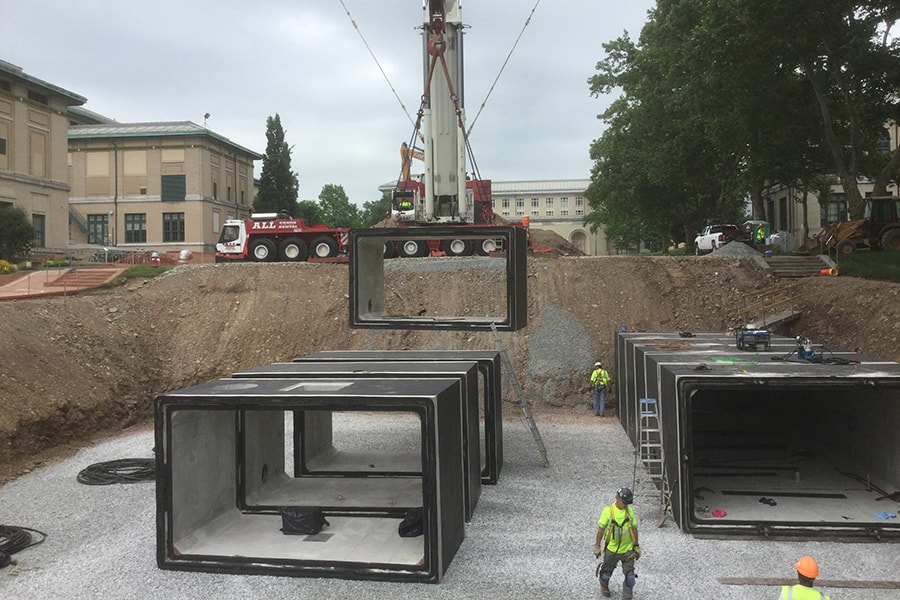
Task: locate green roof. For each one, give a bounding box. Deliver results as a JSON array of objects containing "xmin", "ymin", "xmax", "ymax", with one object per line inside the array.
[{"xmin": 68, "ymin": 121, "xmax": 262, "ymax": 159}]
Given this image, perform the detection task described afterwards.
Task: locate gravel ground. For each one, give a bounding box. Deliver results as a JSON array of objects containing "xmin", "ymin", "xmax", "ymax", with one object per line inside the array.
[{"xmin": 1, "ymin": 413, "xmax": 898, "ymax": 600}]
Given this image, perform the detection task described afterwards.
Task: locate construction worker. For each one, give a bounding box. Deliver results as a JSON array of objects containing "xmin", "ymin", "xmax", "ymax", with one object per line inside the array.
[
  {"xmin": 593, "ymin": 487, "xmax": 640, "ymax": 598},
  {"xmin": 779, "ymin": 556, "xmax": 831, "ymax": 599},
  {"xmin": 756, "ymin": 224, "xmax": 767, "ymax": 244},
  {"xmin": 590, "ymin": 361, "xmax": 611, "ymax": 416}
]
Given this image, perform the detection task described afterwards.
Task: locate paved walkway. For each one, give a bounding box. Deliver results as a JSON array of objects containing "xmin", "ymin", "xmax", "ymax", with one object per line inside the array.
[{"xmin": 0, "ymin": 266, "xmax": 127, "ymax": 301}]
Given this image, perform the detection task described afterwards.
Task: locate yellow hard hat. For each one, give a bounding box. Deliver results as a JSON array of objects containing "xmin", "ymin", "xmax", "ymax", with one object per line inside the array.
[{"xmin": 795, "ymin": 556, "xmax": 819, "ymax": 579}]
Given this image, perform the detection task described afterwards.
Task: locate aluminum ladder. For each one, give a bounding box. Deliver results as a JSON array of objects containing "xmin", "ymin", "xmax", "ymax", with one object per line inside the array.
[
  {"xmin": 632, "ymin": 397, "xmax": 673, "ymax": 526},
  {"xmin": 490, "ymin": 322, "xmax": 549, "ymax": 467}
]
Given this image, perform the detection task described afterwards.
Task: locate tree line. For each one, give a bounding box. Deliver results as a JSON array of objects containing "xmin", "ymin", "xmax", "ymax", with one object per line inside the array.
[{"xmin": 584, "ymin": 0, "xmax": 900, "ymax": 252}]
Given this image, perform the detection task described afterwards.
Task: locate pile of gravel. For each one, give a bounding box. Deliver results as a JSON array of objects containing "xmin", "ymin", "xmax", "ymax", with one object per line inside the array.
[
  {"xmin": 709, "ymin": 241, "xmax": 762, "ymax": 257},
  {"xmin": 1, "ymin": 416, "xmax": 896, "ymax": 600}
]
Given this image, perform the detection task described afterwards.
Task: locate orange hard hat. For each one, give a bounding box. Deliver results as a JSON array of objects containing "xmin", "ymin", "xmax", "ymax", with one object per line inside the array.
[{"xmin": 795, "ymin": 556, "xmax": 819, "ymax": 579}]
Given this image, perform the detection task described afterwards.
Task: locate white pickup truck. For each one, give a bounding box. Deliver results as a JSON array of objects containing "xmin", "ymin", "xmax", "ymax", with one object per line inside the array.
[{"xmin": 694, "ymin": 224, "xmax": 740, "ymax": 255}]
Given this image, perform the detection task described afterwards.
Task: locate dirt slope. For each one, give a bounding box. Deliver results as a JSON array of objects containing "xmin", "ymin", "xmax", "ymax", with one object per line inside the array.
[{"xmin": 1, "ymin": 256, "xmax": 898, "ymax": 482}]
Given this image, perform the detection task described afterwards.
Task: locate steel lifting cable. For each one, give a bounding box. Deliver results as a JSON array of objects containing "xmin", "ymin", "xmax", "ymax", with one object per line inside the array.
[
  {"xmin": 336, "ymin": 0, "xmax": 418, "ymax": 129},
  {"xmin": 466, "ymin": 0, "xmax": 543, "ymax": 138}
]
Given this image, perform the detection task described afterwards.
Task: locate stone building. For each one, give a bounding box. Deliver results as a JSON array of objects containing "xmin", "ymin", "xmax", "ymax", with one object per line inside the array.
[
  {"xmin": 0, "ymin": 60, "xmax": 86, "ymax": 253},
  {"xmin": 67, "ymin": 122, "xmax": 261, "ymax": 254},
  {"xmin": 490, "ymin": 179, "xmax": 610, "ymax": 255}
]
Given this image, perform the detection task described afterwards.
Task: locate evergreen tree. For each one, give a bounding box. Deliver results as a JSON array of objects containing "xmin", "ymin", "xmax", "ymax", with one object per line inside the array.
[
  {"xmin": 254, "ymin": 114, "xmax": 299, "ymax": 215},
  {"xmin": 0, "ymin": 205, "xmax": 35, "ymax": 260}
]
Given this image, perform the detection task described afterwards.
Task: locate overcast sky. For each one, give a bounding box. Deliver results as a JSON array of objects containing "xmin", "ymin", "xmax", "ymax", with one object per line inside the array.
[{"xmin": 7, "ymin": 0, "xmax": 654, "ymax": 207}]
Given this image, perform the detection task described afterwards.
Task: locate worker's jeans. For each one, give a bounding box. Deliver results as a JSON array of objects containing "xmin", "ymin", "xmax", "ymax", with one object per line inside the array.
[
  {"xmin": 599, "ymin": 549, "xmax": 636, "ymax": 599},
  {"xmin": 593, "ymin": 386, "xmax": 606, "ymax": 416}
]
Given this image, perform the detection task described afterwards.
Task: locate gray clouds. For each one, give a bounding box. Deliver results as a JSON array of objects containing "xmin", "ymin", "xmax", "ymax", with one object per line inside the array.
[{"xmin": 7, "ymin": 0, "xmax": 652, "ymax": 205}]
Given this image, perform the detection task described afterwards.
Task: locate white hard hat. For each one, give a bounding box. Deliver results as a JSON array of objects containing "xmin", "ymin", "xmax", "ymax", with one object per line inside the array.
[{"xmin": 594, "ymin": 361, "xmax": 602, "ymax": 367}]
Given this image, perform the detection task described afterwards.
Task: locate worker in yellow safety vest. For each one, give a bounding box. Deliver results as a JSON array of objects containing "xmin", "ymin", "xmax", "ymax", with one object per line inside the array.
[
  {"xmin": 590, "ymin": 361, "xmax": 611, "ymax": 417},
  {"xmin": 593, "ymin": 487, "xmax": 640, "ymax": 598},
  {"xmin": 778, "ymin": 556, "xmax": 831, "ymax": 599}
]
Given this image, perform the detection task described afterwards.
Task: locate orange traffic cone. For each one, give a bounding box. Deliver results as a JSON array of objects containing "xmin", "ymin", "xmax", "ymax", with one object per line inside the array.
[{"xmin": 820, "ymin": 267, "xmax": 838, "ymax": 276}]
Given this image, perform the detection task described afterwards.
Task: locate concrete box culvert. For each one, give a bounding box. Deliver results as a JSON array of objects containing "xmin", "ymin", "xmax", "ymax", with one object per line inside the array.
[
  {"xmin": 155, "ymin": 377, "xmax": 467, "ymax": 583},
  {"xmin": 234, "ymin": 360, "xmax": 482, "ymax": 522},
  {"xmin": 615, "ymin": 331, "xmax": 900, "ymax": 541},
  {"xmin": 296, "ymin": 350, "xmax": 504, "ymax": 484}
]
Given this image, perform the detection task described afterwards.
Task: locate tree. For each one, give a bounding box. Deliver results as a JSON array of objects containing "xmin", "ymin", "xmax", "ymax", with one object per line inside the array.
[
  {"xmin": 317, "ymin": 184, "xmax": 362, "ymax": 228},
  {"xmin": 295, "ymin": 200, "xmax": 324, "ymax": 226},
  {"xmin": 0, "ymin": 205, "xmax": 35, "ymax": 260},
  {"xmin": 254, "ymin": 114, "xmax": 299, "ymax": 215},
  {"xmin": 587, "ymin": 0, "xmax": 900, "ymax": 241},
  {"xmin": 360, "ymin": 192, "xmax": 393, "ymax": 227}
]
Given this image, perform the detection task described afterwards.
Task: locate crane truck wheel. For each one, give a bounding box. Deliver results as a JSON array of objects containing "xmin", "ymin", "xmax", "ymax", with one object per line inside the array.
[
  {"xmin": 881, "ymin": 229, "xmax": 900, "ymax": 251},
  {"xmin": 474, "ymin": 238, "xmax": 499, "ymax": 256},
  {"xmin": 279, "ymin": 237, "xmax": 308, "ymax": 262},
  {"xmin": 250, "ymin": 238, "xmax": 277, "ymax": 262},
  {"xmin": 442, "ymin": 239, "xmax": 473, "ymax": 256},
  {"xmin": 835, "ymin": 239, "xmax": 856, "ymax": 255},
  {"xmin": 383, "ymin": 241, "xmax": 397, "ymax": 259},
  {"xmin": 399, "ymin": 240, "xmax": 427, "ymax": 258},
  {"xmin": 311, "ymin": 236, "xmax": 339, "ymax": 259}
]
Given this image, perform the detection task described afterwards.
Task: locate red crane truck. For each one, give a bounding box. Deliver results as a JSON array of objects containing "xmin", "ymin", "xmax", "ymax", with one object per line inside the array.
[{"xmin": 215, "ymin": 213, "xmax": 349, "ymax": 262}]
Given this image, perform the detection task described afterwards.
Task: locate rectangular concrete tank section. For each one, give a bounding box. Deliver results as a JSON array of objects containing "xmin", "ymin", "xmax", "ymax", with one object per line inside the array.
[
  {"xmin": 296, "ymin": 350, "xmax": 504, "ymax": 484},
  {"xmin": 155, "ymin": 377, "xmax": 466, "ymax": 582},
  {"xmin": 615, "ymin": 331, "xmax": 900, "ymax": 540},
  {"xmin": 233, "ymin": 362, "xmax": 482, "ymax": 521},
  {"xmin": 348, "ymin": 226, "xmax": 528, "ymax": 331}
]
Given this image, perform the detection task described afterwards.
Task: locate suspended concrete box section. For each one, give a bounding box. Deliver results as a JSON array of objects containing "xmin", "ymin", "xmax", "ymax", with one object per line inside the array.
[
  {"xmin": 348, "ymin": 226, "xmax": 528, "ymax": 331},
  {"xmin": 233, "ymin": 361, "xmax": 482, "ymax": 522},
  {"xmin": 615, "ymin": 331, "xmax": 900, "ymax": 541},
  {"xmin": 295, "ymin": 349, "xmax": 504, "ymax": 484},
  {"xmin": 154, "ymin": 377, "xmax": 466, "ymax": 583}
]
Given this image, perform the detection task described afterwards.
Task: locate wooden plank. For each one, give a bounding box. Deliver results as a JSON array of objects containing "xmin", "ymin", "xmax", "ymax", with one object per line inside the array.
[{"xmin": 718, "ymin": 577, "xmax": 900, "ymax": 589}]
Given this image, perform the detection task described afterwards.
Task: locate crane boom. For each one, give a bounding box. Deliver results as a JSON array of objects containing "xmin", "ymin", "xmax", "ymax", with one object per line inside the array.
[{"xmin": 421, "ymin": 0, "xmax": 467, "ymax": 223}]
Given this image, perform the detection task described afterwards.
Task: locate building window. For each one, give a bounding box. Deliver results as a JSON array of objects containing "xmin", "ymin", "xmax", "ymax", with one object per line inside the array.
[
  {"xmin": 516, "ymin": 198, "xmax": 524, "ymax": 208},
  {"xmin": 821, "ymin": 194, "xmax": 847, "ymax": 226},
  {"xmin": 561, "ymin": 197, "xmax": 569, "ymax": 208},
  {"xmin": 501, "ymin": 198, "xmax": 509, "ymax": 209},
  {"xmin": 227, "ymin": 186, "xmax": 232, "ymax": 202},
  {"xmin": 163, "ymin": 212, "xmax": 185, "ymax": 242},
  {"xmin": 501, "ymin": 211, "xmax": 510, "ymax": 217},
  {"xmin": 125, "ymin": 213, "xmax": 147, "ymax": 243},
  {"xmin": 0, "ymin": 137, "xmax": 6, "ymax": 155},
  {"xmin": 575, "ymin": 197, "xmax": 584, "ymax": 207},
  {"xmin": 561, "ymin": 210, "xmax": 569, "ymax": 217},
  {"xmin": 88, "ymin": 214, "xmax": 109, "ymax": 245},
  {"xmin": 516, "ymin": 210, "xmax": 524, "ymax": 216},
  {"xmin": 32, "ymin": 214, "xmax": 46, "ymax": 248},
  {"xmin": 240, "ymin": 190, "xmax": 246, "ymax": 205},
  {"xmin": 212, "ymin": 182, "xmax": 218, "ymax": 200},
  {"xmin": 27, "ymin": 90, "xmax": 49, "ymax": 105},
  {"xmin": 545, "ymin": 210, "xmax": 554, "ymax": 217},
  {"xmin": 531, "ymin": 198, "xmax": 539, "ymax": 208},
  {"xmin": 575, "ymin": 209, "xmax": 584, "ymax": 216},
  {"xmin": 546, "ymin": 198, "xmax": 554, "ymax": 208},
  {"xmin": 778, "ymin": 197, "xmax": 789, "ymax": 231},
  {"xmin": 531, "ymin": 210, "xmax": 539, "ymax": 217},
  {"xmin": 161, "ymin": 174, "xmax": 186, "ymax": 201},
  {"xmin": 213, "ymin": 211, "xmax": 220, "ymax": 233}
]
